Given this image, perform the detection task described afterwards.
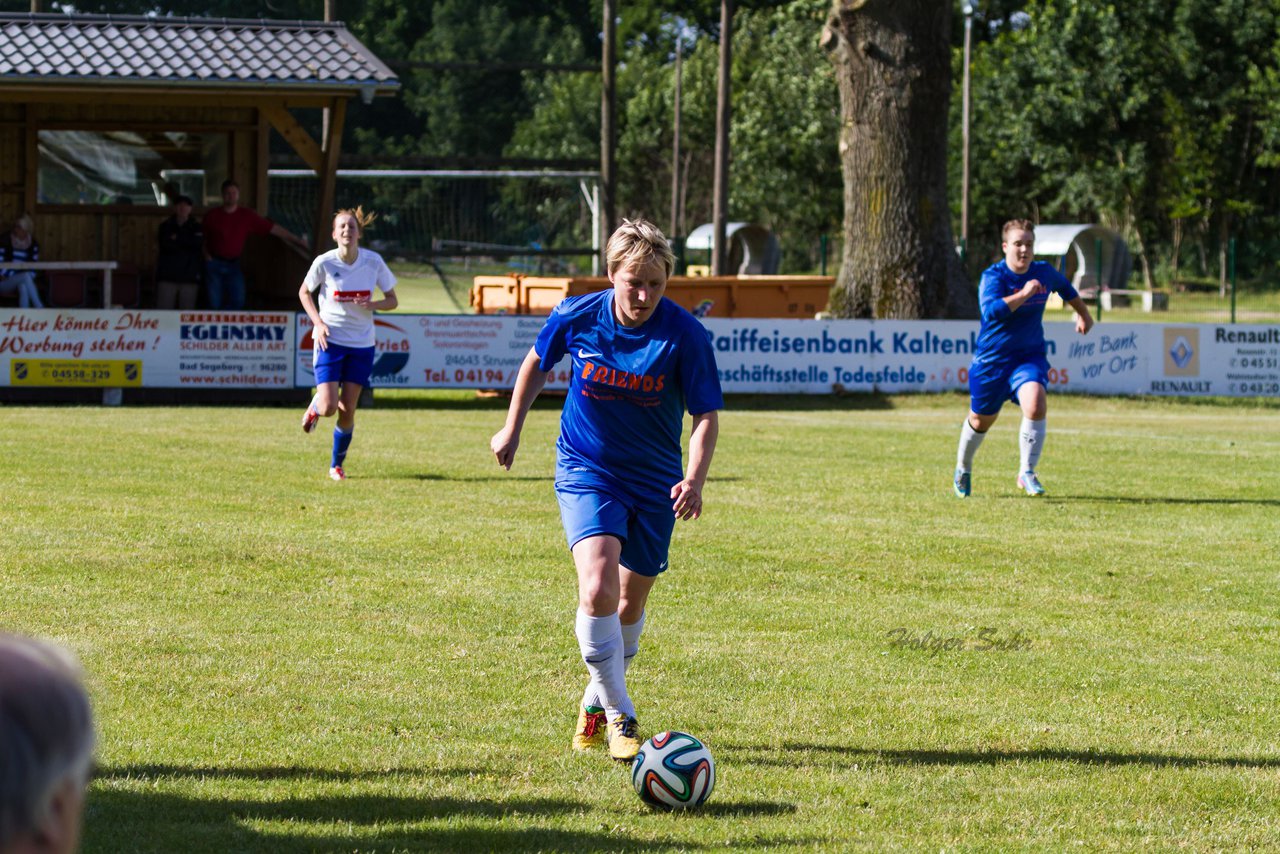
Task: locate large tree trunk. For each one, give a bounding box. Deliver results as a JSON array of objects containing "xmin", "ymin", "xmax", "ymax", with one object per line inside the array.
[{"xmin": 822, "ymin": 0, "xmax": 976, "ymax": 319}]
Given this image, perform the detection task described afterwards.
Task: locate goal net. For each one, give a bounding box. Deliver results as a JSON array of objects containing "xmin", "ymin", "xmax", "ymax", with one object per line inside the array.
[{"xmin": 267, "ymin": 169, "xmax": 601, "ymax": 275}]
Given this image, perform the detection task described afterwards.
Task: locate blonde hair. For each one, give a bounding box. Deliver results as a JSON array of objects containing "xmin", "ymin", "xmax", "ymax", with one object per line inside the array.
[
  {"xmin": 334, "ymin": 205, "xmax": 377, "ymax": 234},
  {"xmin": 13, "ymin": 213, "xmax": 34, "ymax": 234},
  {"xmin": 606, "ymin": 218, "xmax": 676, "ymax": 277},
  {"xmin": 1002, "ymin": 219, "xmax": 1035, "ymax": 240}
]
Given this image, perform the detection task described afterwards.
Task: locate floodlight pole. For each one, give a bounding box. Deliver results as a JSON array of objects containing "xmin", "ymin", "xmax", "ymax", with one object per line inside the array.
[
  {"xmin": 961, "ymin": 2, "xmax": 975, "ymax": 254},
  {"xmin": 711, "ymin": 0, "xmax": 733, "ymax": 276},
  {"xmin": 670, "ymin": 35, "xmax": 683, "ymax": 240},
  {"xmin": 600, "ymin": 0, "xmax": 618, "ymax": 265}
]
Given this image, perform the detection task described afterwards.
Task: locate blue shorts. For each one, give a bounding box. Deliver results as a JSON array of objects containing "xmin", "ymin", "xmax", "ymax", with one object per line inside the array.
[
  {"xmin": 968, "ymin": 356, "xmax": 1049, "ymax": 415},
  {"xmin": 556, "ymin": 481, "xmax": 675, "ymax": 577},
  {"xmin": 313, "ymin": 342, "xmax": 375, "ymax": 387}
]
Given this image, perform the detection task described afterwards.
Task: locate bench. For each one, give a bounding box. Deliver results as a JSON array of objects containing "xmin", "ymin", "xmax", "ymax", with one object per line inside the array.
[{"xmin": 1, "ymin": 261, "xmax": 120, "ymax": 307}]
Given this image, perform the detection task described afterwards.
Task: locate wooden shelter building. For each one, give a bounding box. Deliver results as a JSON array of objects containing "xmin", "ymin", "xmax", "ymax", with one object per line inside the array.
[{"xmin": 0, "ymin": 13, "xmax": 398, "ymax": 308}]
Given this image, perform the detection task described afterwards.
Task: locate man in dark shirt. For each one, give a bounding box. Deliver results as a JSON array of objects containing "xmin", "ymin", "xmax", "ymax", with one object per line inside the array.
[
  {"xmin": 156, "ymin": 195, "xmax": 203, "ymax": 310},
  {"xmin": 203, "ymin": 179, "xmax": 308, "ymax": 310}
]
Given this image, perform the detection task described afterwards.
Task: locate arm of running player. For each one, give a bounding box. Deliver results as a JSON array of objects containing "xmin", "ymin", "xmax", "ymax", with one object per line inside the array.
[
  {"xmin": 297, "ymin": 281, "xmax": 330, "ymax": 351},
  {"xmin": 356, "ymin": 289, "xmax": 398, "ymax": 311},
  {"xmin": 491, "ymin": 348, "xmax": 549, "ymax": 470},
  {"xmin": 671, "ymin": 410, "xmax": 719, "ymax": 521},
  {"xmin": 1067, "ymin": 296, "xmax": 1095, "ymax": 334},
  {"xmin": 1003, "ymin": 278, "xmax": 1045, "ymax": 313}
]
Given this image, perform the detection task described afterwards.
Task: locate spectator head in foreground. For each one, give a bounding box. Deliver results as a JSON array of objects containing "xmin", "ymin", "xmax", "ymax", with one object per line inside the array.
[{"xmin": 0, "ymin": 635, "xmax": 94, "ymax": 854}]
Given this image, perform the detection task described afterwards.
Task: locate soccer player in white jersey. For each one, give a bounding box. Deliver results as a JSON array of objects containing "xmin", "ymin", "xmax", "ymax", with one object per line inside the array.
[
  {"xmin": 954, "ymin": 219, "xmax": 1094, "ymax": 498},
  {"xmin": 298, "ymin": 207, "xmax": 398, "ymax": 480},
  {"xmin": 490, "ymin": 219, "xmax": 723, "ymax": 762}
]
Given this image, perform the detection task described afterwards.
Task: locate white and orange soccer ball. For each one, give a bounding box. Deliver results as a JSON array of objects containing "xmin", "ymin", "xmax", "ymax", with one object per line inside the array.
[{"xmin": 630, "ymin": 730, "xmax": 715, "ymax": 810}]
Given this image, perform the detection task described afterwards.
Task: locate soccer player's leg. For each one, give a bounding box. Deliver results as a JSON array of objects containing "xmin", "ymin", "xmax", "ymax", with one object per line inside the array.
[
  {"xmin": 955, "ymin": 362, "xmax": 1006, "ymax": 497},
  {"xmin": 328, "ymin": 346, "xmax": 374, "ymax": 480},
  {"xmin": 572, "ymin": 535, "xmax": 634, "ymax": 757},
  {"xmin": 1011, "ymin": 362, "xmax": 1049, "ymax": 495},
  {"xmin": 307, "ymin": 343, "xmax": 344, "ymax": 433},
  {"xmin": 559, "ymin": 489, "xmax": 632, "ymax": 754},
  {"xmin": 596, "ymin": 509, "xmax": 671, "ymax": 760}
]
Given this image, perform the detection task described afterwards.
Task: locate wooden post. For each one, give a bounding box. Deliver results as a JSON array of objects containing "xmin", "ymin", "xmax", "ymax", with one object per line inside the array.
[
  {"xmin": 961, "ymin": 3, "xmax": 973, "ymax": 252},
  {"xmin": 255, "ymin": 109, "xmax": 270, "ymax": 213},
  {"xmin": 670, "ymin": 36, "xmax": 682, "ymax": 238},
  {"xmin": 313, "ymin": 97, "xmax": 347, "ymax": 255},
  {"xmin": 322, "ymin": 0, "xmax": 336, "ymax": 144},
  {"xmin": 600, "ymin": 0, "xmax": 617, "ymax": 256},
  {"xmin": 23, "ymin": 105, "xmax": 37, "ymax": 215},
  {"xmin": 711, "ymin": 0, "xmax": 733, "ymax": 275}
]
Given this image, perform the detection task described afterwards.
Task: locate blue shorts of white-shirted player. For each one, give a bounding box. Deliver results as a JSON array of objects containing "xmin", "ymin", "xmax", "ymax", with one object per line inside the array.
[
  {"xmin": 556, "ymin": 484, "xmax": 675, "ymax": 577},
  {"xmin": 313, "ymin": 342, "xmax": 375, "ymax": 387},
  {"xmin": 968, "ymin": 356, "xmax": 1049, "ymax": 416}
]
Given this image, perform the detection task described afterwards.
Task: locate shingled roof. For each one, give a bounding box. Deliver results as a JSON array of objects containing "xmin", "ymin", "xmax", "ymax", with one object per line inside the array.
[{"xmin": 0, "ymin": 13, "xmax": 399, "ymax": 96}]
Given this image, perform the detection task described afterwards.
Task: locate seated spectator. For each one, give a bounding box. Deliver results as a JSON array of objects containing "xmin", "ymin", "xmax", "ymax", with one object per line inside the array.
[
  {"xmin": 155, "ymin": 195, "xmax": 203, "ymax": 310},
  {"xmin": 0, "ymin": 634, "xmax": 95, "ymax": 854},
  {"xmin": 204, "ymin": 179, "xmax": 309, "ymax": 310},
  {"xmin": 0, "ymin": 214, "xmax": 45, "ymax": 308}
]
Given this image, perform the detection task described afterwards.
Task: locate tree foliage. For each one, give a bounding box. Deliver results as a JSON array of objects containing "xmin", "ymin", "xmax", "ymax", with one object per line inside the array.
[
  {"xmin": 955, "ymin": 0, "xmax": 1280, "ymax": 284},
  {"xmin": 14, "ymin": 0, "xmax": 1280, "ymax": 281}
]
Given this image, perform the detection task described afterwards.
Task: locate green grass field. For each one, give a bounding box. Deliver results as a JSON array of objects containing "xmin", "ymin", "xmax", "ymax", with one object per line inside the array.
[{"xmin": 4, "ymin": 392, "xmax": 1280, "ymax": 851}]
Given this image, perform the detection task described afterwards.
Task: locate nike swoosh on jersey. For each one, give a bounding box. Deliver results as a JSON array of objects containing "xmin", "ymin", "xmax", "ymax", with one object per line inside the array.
[{"xmin": 577, "ymin": 349, "xmax": 603, "ymax": 359}]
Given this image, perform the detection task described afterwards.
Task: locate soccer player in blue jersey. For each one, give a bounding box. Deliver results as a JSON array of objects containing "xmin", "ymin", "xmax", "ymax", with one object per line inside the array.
[
  {"xmin": 490, "ymin": 219, "xmax": 723, "ymax": 762},
  {"xmin": 953, "ymin": 219, "xmax": 1094, "ymax": 497}
]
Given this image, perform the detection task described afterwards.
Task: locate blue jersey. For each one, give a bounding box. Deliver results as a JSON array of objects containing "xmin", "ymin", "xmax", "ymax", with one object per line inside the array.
[
  {"xmin": 535, "ymin": 289, "xmax": 724, "ymax": 504},
  {"xmin": 974, "ymin": 260, "xmax": 1079, "ymax": 364}
]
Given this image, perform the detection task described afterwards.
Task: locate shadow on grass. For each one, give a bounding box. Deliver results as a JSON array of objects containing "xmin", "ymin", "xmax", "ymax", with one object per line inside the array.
[
  {"xmin": 719, "ymin": 743, "xmax": 1280, "ymax": 770},
  {"xmin": 373, "ymin": 473, "xmax": 742, "ymax": 483},
  {"xmin": 370, "ymin": 392, "xmax": 557, "ymax": 412},
  {"xmin": 95, "ymin": 764, "xmax": 488, "ymax": 783},
  {"xmin": 86, "ymin": 769, "xmax": 804, "ymax": 852},
  {"xmin": 367, "ymin": 391, "xmax": 903, "ymax": 413},
  {"xmin": 1029, "ymin": 495, "xmax": 1280, "ymax": 508},
  {"xmin": 725, "ymin": 393, "xmax": 896, "ymax": 412},
  {"xmin": 699, "ymin": 799, "xmax": 797, "ymax": 817},
  {"xmin": 84, "ymin": 788, "xmax": 667, "ymax": 853},
  {"xmin": 385, "ymin": 473, "xmax": 554, "ymax": 482}
]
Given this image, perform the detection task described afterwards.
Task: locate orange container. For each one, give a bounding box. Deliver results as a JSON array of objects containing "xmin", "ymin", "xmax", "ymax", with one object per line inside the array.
[
  {"xmin": 663, "ymin": 277, "xmax": 739, "ymax": 317},
  {"xmin": 732, "ymin": 276, "xmax": 833, "ymax": 318},
  {"xmin": 470, "ymin": 276, "xmax": 521, "ymax": 314},
  {"xmin": 474, "ymin": 275, "xmax": 834, "ymax": 318},
  {"xmin": 521, "ymin": 277, "xmax": 606, "ymax": 313}
]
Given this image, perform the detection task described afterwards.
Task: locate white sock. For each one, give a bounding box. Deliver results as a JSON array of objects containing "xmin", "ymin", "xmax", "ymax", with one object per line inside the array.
[
  {"xmin": 1019, "ymin": 417, "xmax": 1046, "ymax": 473},
  {"xmin": 574, "ymin": 609, "xmax": 633, "ymax": 720},
  {"xmin": 583, "ymin": 610, "xmax": 645, "ymax": 711},
  {"xmin": 956, "ymin": 420, "xmax": 986, "ymax": 473}
]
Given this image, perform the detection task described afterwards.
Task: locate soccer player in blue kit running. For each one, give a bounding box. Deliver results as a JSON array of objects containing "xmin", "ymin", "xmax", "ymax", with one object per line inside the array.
[
  {"xmin": 490, "ymin": 219, "xmax": 723, "ymax": 761},
  {"xmin": 953, "ymin": 219, "xmax": 1094, "ymax": 498}
]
